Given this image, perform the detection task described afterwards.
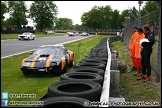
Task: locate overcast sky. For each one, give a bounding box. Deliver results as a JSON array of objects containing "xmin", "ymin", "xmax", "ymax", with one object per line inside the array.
[{"xmin": 4, "ymin": 1, "xmax": 147, "ymax": 26}]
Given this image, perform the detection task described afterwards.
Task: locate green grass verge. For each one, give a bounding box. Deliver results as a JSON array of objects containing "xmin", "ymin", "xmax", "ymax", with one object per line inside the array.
[
  {"xmin": 1, "ymin": 35, "xmax": 109, "ymax": 107},
  {"xmin": 111, "ymin": 38, "xmax": 161, "ymax": 107},
  {"xmin": 1, "ymin": 32, "xmax": 65, "ymax": 40}
]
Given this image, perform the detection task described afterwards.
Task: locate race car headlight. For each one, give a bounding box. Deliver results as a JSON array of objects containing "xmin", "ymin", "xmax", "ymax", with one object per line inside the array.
[{"xmin": 23, "ymin": 62, "xmax": 31, "ymax": 67}]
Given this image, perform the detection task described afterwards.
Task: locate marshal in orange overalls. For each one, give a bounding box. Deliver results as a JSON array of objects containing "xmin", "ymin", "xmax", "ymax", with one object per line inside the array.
[
  {"xmin": 134, "ymin": 30, "xmax": 145, "ymax": 73},
  {"xmin": 129, "ymin": 26, "xmax": 139, "ymax": 69}
]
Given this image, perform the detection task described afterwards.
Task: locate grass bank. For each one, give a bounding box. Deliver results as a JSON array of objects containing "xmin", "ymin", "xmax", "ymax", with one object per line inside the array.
[{"xmin": 111, "ymin": 38, "xmax": 161, "ymax": 107}]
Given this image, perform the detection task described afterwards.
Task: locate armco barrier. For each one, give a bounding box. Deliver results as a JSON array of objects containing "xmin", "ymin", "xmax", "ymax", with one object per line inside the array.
[
  {"xmin": 99, "ymin": 38, "xmax": 111, "ymax": 107},
  {"xmin": 100, "ymin": 38, "xmax": 124, "ymax": 107}
]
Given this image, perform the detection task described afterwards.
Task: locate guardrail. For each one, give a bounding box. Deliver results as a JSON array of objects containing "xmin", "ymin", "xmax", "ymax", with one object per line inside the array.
[{"xmin": 99, "ymin": 38, "xmax": 111, "ymax": 107}]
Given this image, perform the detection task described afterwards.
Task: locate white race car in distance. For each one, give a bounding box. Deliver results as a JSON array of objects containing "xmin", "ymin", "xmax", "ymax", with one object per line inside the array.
[
  {"xmin": 80, "ymin": 32, "xmax": 89, "ymax": 36},
  {"xmin": 18, "ymin": 32, "xmax": 36, "ymax": 40}
]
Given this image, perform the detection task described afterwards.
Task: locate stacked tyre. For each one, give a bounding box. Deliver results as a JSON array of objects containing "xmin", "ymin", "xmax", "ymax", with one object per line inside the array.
[
  {"xmin": 70, "ymin": 38, "xmax": 108, "ymax": 84},
  {"xmin": 32, "ymin": 37, "xmax": 109, "ymax": 107}
]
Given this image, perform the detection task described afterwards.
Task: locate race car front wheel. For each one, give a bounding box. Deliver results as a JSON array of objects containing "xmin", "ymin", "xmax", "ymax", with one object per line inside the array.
[
  {"xmin": 61, "ymin": 62, "xmax": 66, "ymax": 74},
  {"xmin": 68, "ymin": 60, "xmax": 74, "ymax": 67}
]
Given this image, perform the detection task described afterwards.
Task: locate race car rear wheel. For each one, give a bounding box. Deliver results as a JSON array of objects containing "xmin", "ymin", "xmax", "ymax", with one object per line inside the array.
[{"xmin": 61, "ymin": 66, "xmax": 66, "ymax": 74}]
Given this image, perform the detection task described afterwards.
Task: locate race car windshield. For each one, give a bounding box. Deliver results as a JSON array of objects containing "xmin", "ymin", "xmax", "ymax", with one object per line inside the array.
[
  {"xmin": 33, "ymin": 47, "xmax": 63, "ymax": 55},
  {"xmin": 22, "ymin": 33, "xmax": 30, "ymax": 35}
]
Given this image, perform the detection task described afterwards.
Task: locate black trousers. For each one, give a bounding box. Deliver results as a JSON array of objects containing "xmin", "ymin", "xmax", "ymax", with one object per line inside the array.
[
  {"xmin": 141, "ymin": 48, "xmax": 152, "ymax": 76},
  {"xmin": 116, "ymin": 36, "xmax": 120, "ymax": 40}
]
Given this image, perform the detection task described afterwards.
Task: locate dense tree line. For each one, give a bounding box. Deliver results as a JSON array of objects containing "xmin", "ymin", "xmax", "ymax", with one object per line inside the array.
[
  {"xmin": 29, "ymin": 1, "xmax": 58, "ymax": 31},
  {"xmin": 1, "ymin": 1, "xmax": 159, "ymax": 31}
]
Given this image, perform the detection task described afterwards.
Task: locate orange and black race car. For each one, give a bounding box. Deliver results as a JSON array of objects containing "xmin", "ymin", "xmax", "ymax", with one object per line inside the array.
[{"xmin": 21, "ymin": 44, "xmax": 74, "ymax": 76}]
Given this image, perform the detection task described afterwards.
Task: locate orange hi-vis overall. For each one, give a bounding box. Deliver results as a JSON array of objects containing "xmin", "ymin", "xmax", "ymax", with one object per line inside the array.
[
  {"xmin": 134, "ymin": 33, "xmax": 145, "ymax": 69},
  {"xmin": 129, "ymin": 31, "xmax": 139, "ymax": 68}
]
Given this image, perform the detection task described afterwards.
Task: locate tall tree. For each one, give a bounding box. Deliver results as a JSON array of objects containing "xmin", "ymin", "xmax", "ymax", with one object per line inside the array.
[
  {"xmin": 81, "ymin": 12, "xmax": 92, "ymax": 28},
  {"xmin": 1, "ymin": 1, "xmax": 8, "ymax": 30},
  {"xmin": 140, "ymin": 1, "xmax": 159, "ymax": 16},
  {"xmin": 3, "ymin": 17, "xmax": 13, "ymax": 25},
  {"xmin": 8, "ymin": 1, "xmax": 28, "ymax": 27},
  {"xmin": 101, "ymin": 5, "xmax": 112, "ymax": 29},
  {"xmin": 111, "ymin": 9, "xmax": 120, "ymax": 29},
  {"xmin": 140, "ymin": 1, "xmax": 159, "ymax": 25},
  {"xmin": 120, "ymin": 9, "xmax": 130, "ymax": 27},
  {"xmin": 81, "ymin": 5, "xmax": 113, "ymax": 29},
  {"xmin": 74, "ymin": 24, "xmax": 83, "ymax": 29},
  {"xmin": 29, "ymin": 1, "xmax": 58, "ymax": 31},
  {"xmin": 81, "ymin": 6, "xmax": 103, "ymax": 29},
  {"xmin": 88, "ymin": 6, "xmax": 102, "ymax": 29},
  {"xmin": 55, "ymin": 18, "xmax": 73, "ymax": 28},
  {"xmin": 1, "ymin": 1, "xmax": 7, "ymax": 20}
]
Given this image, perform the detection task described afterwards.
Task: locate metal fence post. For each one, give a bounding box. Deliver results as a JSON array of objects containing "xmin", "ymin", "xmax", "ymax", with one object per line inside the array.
[{"xmin": 155, "ymin": 2, "xmax": 161, "ymax": 82}]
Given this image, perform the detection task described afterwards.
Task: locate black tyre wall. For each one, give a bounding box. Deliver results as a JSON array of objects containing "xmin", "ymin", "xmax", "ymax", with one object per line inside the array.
[
  {"xmin": 60, "ymin": 72, "xmax": 103, "ymax": 85},
  {"xmin": 69, "ymin": 67, "xmax": 105, "ymax": 77},
  {"xmin": 31, "ymin": 97, "xmax": 92, "ymax": 107},
  {"xmin": 74, "ymin": 62, "xmax": 105, "ymax": 70},
  {"xmin": 47, "ymin": 80, "xmax": 102, "ymax": 101},
  {"xmin": 84, "ymin": 56, "xmax": 108, "ymax": 62}
]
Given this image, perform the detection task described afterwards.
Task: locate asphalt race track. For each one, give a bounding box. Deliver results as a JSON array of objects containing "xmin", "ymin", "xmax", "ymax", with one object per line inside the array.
[{"xmin": 1, "ymin": 34, "xmax": 92, "ymax": 59}]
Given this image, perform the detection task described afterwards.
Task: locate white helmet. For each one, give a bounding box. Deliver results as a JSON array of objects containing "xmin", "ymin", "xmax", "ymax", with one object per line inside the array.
[{"xmin": 140, "ymin": 38, "xmax": 149, "ymax": 46}]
